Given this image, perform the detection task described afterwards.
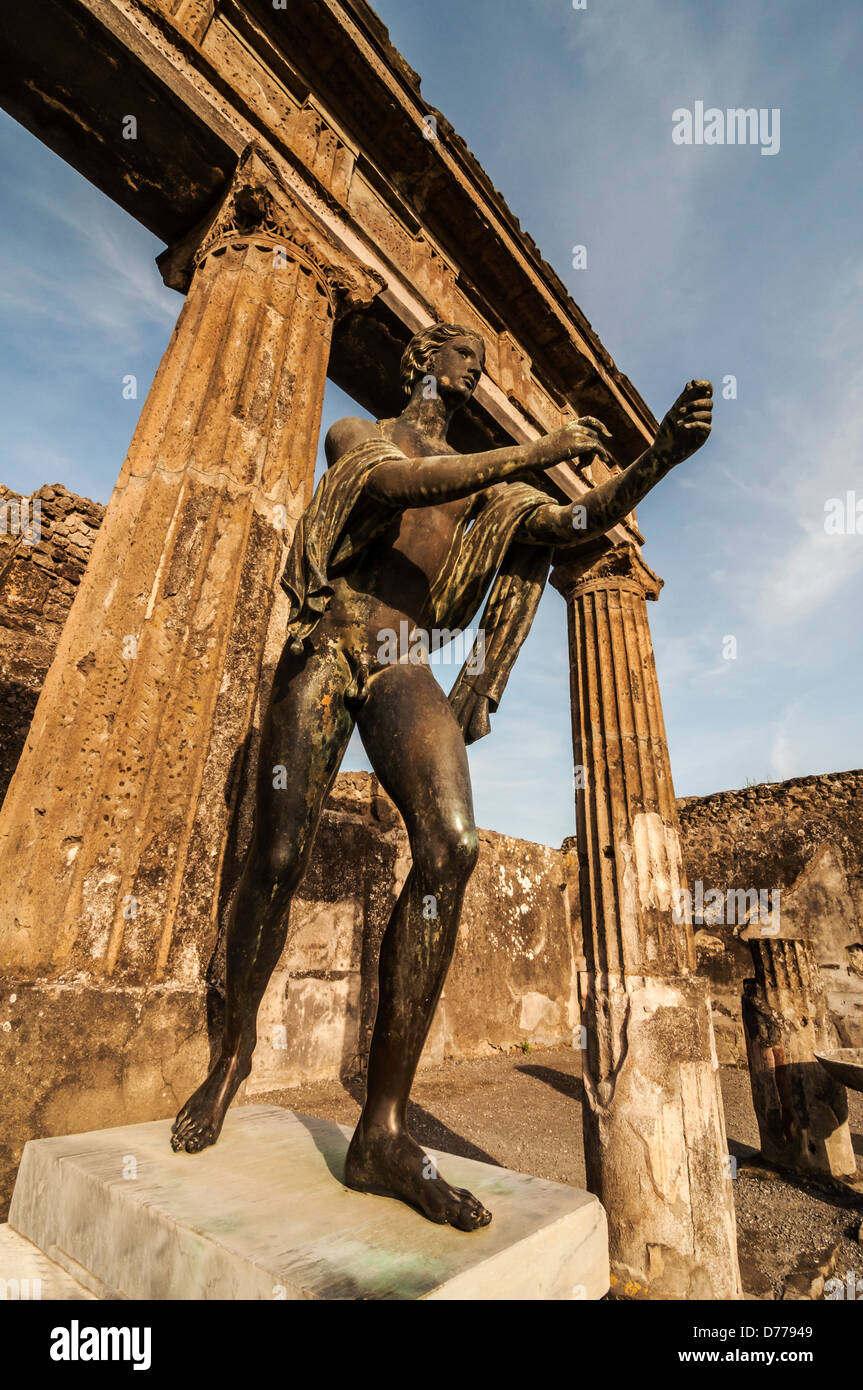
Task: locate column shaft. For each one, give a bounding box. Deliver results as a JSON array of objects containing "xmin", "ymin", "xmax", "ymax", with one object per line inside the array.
[
  {"xmin": 553, "ymin": 543, "xmax": 742, "ymax": 1299},
  {"xmin": 2, "ymin": 223, "xmax": 329, "ymax": 983}
]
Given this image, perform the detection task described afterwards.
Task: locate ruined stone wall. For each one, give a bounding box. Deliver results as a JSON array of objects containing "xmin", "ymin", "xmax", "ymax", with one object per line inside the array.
[
  {"xmin": 677, "ymin": 773, "xmax": 863, "ymax": 1063},
  {"xmin": 0, "ymin": 484, "xmax": 104, "ymax": 806},
  {"xmin": 251, "ymin": 765, "xmax": 863, "ymax": 1082}
]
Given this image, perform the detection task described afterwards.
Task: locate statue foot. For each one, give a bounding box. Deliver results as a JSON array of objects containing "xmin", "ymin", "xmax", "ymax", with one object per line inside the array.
[
  {"xmin": 344, "ymin": 1120, "xmax": 492, "ymax": 1232},
  {"xmin": 170, "ymin": 1050, "xmax": 251, "ymax": 1154}
]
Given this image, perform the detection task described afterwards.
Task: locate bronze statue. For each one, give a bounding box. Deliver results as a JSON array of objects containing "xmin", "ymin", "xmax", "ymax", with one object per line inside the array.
[{"xmin": 172, "ymin": 322, "xmax": 712, "ymax": 1231}]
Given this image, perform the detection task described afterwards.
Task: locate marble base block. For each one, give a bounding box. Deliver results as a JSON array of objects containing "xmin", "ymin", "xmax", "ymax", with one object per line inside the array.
[
  {"xmin": 0, "ymin": 1225, "xmax": 96, "ymax": 1300},
  {"xmin": 8, "ymin": 1106, "xmax": 608, "ymax": 1300}
]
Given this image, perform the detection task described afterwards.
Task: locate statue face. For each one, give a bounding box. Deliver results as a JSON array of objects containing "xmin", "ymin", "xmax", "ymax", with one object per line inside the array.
[{"xmin": 429, "ymin": 335, "xmax": 484, "ymax": 406}]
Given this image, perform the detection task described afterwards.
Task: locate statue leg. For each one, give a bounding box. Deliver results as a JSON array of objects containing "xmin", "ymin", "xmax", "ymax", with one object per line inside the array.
[
  {"xmin": 344, "ymin": 663, "xmax": 490, "ymax": 1230},
  {"xmin": 171, "ymin": 633, "xmax": 354, "ymax": 1153}
]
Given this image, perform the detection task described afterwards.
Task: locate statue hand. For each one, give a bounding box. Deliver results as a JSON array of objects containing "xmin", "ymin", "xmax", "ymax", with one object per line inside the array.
[
  {"xmin": 537, "ymin": 416, "xmax": 613, "ymax": 468},
  {"xmin": 654, "ymin": 381, "xmax": 713, "ymax": 465}
]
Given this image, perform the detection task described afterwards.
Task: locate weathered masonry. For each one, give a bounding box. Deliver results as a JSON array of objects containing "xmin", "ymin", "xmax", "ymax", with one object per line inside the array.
[{"xmin": 0, "ymin": 1, "xmax": 740, "ymax": 1295}]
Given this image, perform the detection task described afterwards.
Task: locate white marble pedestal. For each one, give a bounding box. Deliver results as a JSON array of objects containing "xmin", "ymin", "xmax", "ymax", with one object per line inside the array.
[{"xmin": 5, "ymin": 1106, "xmax": 608, "ymax": 1300}]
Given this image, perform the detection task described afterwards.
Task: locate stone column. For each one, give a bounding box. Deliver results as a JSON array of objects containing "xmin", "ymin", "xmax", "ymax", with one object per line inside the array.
[
  {"xmin": 0, "ymin": 144, "xmax": 381, "ymax": 1211},
  {"xmin": 743, "ymin": 937, "xmax": 857, "ymax": 1178},
  {"xmin": 552, "ymin": 541, "xmax": 742, "ymax": 1300}
]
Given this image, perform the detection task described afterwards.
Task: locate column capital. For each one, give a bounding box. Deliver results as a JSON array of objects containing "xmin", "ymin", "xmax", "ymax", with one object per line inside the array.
[
  {"xmin": 550, "ymin": 540, "xmax": 663, "ymax": 603},
  {"xmin": 157, "ymin": 143, "xmax": 385, "ymax": 315}
]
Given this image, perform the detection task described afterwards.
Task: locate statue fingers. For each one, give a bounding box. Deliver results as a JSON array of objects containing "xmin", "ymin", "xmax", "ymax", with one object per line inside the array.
[
  {"xmin": 682, "ymin": 379, "xmax": 712, "ymax": 400},
  {"xmin": 576, "ymin": 415, "xmax": 612, "ymax": 438},
  {"xmin": 572, "ymin": 440, "xmax": 612, "ymax": 464}
]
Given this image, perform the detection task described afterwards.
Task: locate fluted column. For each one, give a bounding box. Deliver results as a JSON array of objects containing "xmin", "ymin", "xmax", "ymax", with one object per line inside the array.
[
  {"xmin": 552, "ymin": 541, "xmax": 741, "ymax": 1300},
  {"xmin": 743, "ymin": 937, "xmax": 857, "ymax": 1178},
  {"xmin": 0, "ymin": 145, "xmax": 382, "ymax": 1210}
]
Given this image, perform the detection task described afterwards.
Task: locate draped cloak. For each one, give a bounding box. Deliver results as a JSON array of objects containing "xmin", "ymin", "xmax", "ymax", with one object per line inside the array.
[{"xmin": 279, "ymin": 436, "xmax": 555, "ymax": 744}]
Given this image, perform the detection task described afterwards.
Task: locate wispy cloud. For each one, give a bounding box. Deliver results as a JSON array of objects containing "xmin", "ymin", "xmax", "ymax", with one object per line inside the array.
[{"xmin": 0, "ymin": 192, "xmax": 177, "ymax": 348}]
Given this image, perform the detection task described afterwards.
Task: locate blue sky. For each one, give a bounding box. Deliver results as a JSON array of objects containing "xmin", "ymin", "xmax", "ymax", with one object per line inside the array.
[{"xmin": 1, "ymin": 0, "xmax": 861, "ymax": 845}]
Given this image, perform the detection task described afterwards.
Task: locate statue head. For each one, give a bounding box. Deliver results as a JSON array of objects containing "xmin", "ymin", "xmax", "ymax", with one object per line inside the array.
[{"xmin": 400, "ymin": 322, "xmax": 486, "ymax": 408}]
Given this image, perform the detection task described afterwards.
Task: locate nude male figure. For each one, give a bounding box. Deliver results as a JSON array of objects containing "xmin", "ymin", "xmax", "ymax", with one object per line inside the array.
[{"xmin": 172, "ymin": 322, "xmax": 712, "ymax": 1230}]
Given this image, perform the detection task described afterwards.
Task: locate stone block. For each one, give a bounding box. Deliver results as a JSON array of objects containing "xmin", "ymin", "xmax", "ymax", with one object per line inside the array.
[
  {"xmin": 9, "ymin": 1106, "xmax": 608, "ymax": 1301},
  {"xmin": 0, "ymin": 1225, "xmax": 95, "ymax": 1300}
]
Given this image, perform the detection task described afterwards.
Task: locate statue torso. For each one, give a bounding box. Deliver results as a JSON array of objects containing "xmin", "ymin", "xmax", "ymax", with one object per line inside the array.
[{"xmin": 319, "ymin": 418, "xmax": 482, "ymax": 661}]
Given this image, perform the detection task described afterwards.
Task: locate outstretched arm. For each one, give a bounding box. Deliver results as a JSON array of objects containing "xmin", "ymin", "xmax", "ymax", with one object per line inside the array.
[
  {"xmin": 519, "ymin": 381, "xmax": 713, "ymax": 545},
  {"xmin": 325, "ymin": 415, "xmax": 613, "ymax": 508}
]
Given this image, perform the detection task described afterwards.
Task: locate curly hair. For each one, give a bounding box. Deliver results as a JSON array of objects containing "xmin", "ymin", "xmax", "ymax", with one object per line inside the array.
[{"xmin": 399, "ymin": 322, "xmax": 486, "ymax": 397}]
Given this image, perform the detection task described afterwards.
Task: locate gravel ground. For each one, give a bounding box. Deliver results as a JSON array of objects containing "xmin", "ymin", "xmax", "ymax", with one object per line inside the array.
[
  {"xmin": 719, "ymin": 1066, "xmax": 863, "ymax": 1298},
  {"xmin": 244, "ymin": 1044, "xmax": 863, "ymax": 1299}
]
